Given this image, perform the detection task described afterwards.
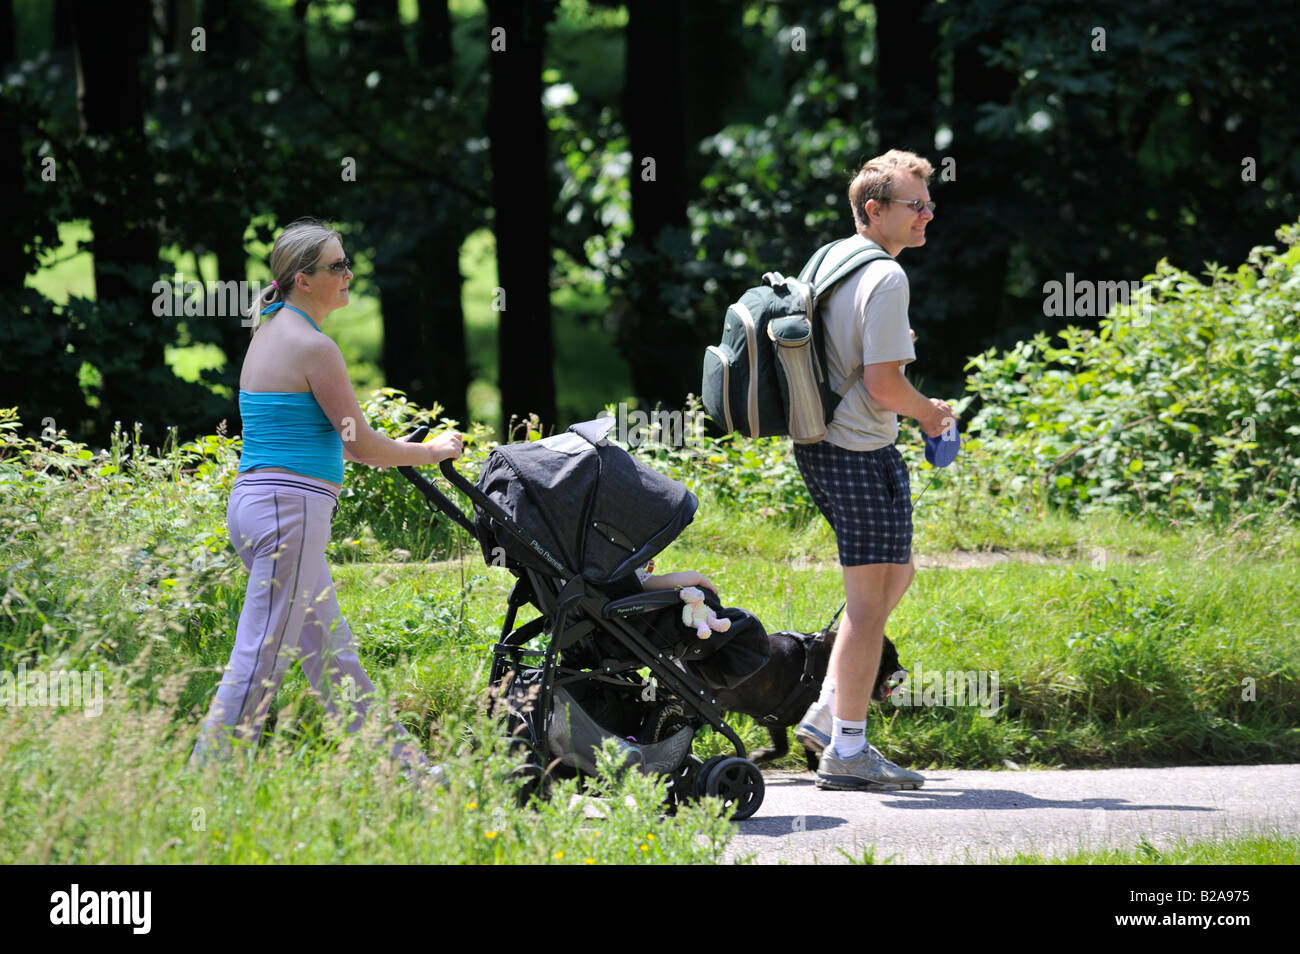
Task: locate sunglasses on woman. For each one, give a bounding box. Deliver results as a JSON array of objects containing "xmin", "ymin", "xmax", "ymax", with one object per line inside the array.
[{"xmin": 307, "ymin": 256, "xmax": 354, "ymax": 275}]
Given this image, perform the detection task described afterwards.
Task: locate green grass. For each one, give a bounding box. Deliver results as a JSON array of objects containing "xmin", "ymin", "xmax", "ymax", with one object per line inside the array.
[
  {"xmin": 3, "ymin": 407, "xmax": 1298, "ymax": 863},
  {"xmin": 0, "ymin": 693, "xmax": 737, "ymax": 864},
  {"xmin": 659, "ymin": 517, "xmax": 1300, "ymax": 769},
  {"xmin": 833, "ymin": 832, "xmax": 1300, "ymax": 864},
  {"xmin": 997, "ymin": 833, "xmax": 1300, "ymax": 865}
]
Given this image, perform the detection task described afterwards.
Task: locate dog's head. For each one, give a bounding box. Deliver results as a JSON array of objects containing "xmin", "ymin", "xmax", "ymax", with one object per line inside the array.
[{"xmin": 818, "ymin": 618, "xmax": 908, "ymax": 703}]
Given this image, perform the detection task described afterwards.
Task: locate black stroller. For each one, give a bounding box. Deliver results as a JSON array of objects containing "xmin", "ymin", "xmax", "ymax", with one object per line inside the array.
[{"xmin": 399, "ymin": 418, "xmax": 770, "ymax": 819}]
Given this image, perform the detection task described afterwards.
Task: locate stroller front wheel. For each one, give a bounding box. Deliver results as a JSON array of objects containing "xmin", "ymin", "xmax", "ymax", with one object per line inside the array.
[{"xmin": 699, "ymin": 756, "xmax": 765, "ymax": 821}]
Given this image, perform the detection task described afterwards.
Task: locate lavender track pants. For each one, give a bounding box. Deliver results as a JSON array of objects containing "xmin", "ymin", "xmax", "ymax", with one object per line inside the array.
[{"xmin": 191, "ymin": 471, "xmax": 425, "ymax": 767}]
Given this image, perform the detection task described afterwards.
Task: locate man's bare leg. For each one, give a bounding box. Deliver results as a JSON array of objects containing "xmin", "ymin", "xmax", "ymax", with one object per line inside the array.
[
  {"xmin": 816, "ymin": 556, "xmax": 925, "ymax": 788},
  {"xmin": 831, "ymin": 559, "xmax": 915, "ymax": 724}
]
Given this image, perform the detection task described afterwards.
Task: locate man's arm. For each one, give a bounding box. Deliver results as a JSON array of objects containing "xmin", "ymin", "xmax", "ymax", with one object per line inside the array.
[{"xmin": 864, "ymin": 362, "xmax": 954, "ymax": 437}]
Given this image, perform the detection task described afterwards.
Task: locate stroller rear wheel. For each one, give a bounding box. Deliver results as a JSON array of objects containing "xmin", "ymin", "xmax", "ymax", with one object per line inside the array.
[
  {"xmin": 507, "ymin": 761, "xmax": 548, "ymax": 806},
  {"xmin": 666, "ymin": 753, "xmax": 703, "ymax": 812},
  {"xmin": 698, "ymin": 756, "xmax": 765, "ymax": 821},
  {"xmin": 501, "ymin": 735, "xmax": 550, "ymax": 806}
]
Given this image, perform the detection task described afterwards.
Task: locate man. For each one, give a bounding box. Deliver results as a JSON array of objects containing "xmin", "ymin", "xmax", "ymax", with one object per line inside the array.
[{"xmin": 793, "ymin": 149, "xmax": 956, "ymax": 791}]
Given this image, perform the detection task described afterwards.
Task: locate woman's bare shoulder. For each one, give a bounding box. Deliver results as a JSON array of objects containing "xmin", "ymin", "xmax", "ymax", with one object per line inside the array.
[{"xmin": 240, "ymin": 317, "xmax": 328, "ymax": 392}]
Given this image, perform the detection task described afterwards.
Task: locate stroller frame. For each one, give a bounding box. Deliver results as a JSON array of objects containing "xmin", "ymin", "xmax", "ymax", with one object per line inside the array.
[{"xmin": 398, "ymin": 429, "xmax": 764, "ymax": 818}]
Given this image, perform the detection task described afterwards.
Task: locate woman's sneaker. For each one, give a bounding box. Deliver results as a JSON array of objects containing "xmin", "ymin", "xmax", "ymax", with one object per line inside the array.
[
  {"xmin": 816, "ymin": 743, "xmax": 924, "ymax": 791},
  {"xmin": 794, "ymin": 699, "xmax": 832, "ymax": 754}
]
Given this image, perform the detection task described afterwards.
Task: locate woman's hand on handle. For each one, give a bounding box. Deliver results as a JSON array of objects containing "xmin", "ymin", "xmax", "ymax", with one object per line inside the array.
[{"xmin": 426, "ymin": 431, "xmax": 463, "ymax": 465}]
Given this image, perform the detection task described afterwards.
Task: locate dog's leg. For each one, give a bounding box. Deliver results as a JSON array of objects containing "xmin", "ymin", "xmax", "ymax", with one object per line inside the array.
[
  {"xmin": 803, "ymin": 745, "xmax": 819, "ymax": 772},
  {"xmin": 750, "ymin": 726, "xmax": 789, "ymax": 764}
]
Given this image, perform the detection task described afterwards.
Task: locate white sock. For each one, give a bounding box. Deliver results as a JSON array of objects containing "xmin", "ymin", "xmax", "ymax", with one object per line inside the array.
[
  {"xmin": 816, "ymin": 676, "xmax": 836, "ymax": 708},
  {"xmin": 830, "ymin": 717, "xmax": 866, "ymax": 759}
]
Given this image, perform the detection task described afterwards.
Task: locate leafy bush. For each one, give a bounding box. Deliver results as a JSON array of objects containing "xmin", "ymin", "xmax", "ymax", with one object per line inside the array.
[
  {"xmin": 0, "ymin": 411, "xmax": 244, "ymax": 709},
  {"xmin": 327, "ymin": 388, "xmax": 495, "ymax": 562},
  {"xmin": 963, "ymin": 221, "xmax": 1300, "ymax": 518},
  {"xmin": 0, "ymin": 394, "xmax": 492, "ymax": 681},
  {"xmin": 610, "ymin": 220, "xmax": 1298, "ymax": 526},
  {"xmin": 611, "ymin": 396, "xmax": 818, "ymax": 522}
]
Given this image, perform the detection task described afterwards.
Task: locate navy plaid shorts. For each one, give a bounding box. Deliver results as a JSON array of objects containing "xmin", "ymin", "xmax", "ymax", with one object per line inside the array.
[{"xmin": 794, "ymin": 440, "xmax": 913, "ymax": 566}]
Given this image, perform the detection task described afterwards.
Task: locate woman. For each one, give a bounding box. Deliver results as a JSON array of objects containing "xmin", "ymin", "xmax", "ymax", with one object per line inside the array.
[{"xmin": 191, "ymin": 218, "xmax": 462, "ymax": 771}]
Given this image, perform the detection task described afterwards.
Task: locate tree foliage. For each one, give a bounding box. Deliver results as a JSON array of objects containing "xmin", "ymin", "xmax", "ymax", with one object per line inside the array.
[
  {"xmin": 2, "ymin": 0, "xmax": 1298, "ymax": 442},
  {"xmin": 964, "ymin": 221, "xmax": 1300, "ymax": 517}
]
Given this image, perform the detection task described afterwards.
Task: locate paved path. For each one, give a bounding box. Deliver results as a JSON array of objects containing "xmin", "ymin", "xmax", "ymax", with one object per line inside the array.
[{"xmin": 727, "ymin": 764, "xmax": 1300, "ymax": 864}]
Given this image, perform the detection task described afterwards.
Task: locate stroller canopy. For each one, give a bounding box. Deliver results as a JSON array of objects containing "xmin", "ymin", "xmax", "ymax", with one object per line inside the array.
[{"xmin": 474, "ymin": 420, "xmax": 698, "ymax": 585}]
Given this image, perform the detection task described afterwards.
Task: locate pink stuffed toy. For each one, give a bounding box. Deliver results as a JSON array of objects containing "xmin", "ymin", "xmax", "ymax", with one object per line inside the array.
[{"xmin": 679, "ymin": 586, "xmax": 731, "ymax": 639}]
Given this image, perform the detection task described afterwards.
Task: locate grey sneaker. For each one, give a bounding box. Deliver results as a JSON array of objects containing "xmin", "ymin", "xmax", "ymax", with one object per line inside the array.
[
  {"xmin": 816, "ymin": 743, "xmax": 924, "ymax": 791},
  {"xmin": 401, "ymin": 761, "xmax": 451, "ymax": 792},
  {"xmin": 794, "ymin": 698, "xmax": 832, "ymax": 755},
  {"xmin": 424, "ymin": 763, "xmax": 450, "ymax": 789}
]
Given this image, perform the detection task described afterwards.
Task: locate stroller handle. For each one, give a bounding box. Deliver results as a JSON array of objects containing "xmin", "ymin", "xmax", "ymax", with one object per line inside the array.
[
  {"xmin": 396, "ymin": 426, "xmax": 477, "ymax": 537},
  {"xmin": 400, "ymin": 426, "xmax": 578, "ymax": 579}
]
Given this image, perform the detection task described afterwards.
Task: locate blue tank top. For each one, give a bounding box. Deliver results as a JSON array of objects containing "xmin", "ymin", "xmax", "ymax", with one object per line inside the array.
[
  {"xmin": 237, "ymin": 391, "xmax": 344, "ymax": 485},
  {"xmin": 236, "ymin": 303, "xmax": 343, "ymax": 484}
]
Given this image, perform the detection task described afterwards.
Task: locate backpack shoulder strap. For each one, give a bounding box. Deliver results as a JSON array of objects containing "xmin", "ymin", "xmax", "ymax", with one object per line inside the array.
[
  {"xmin": 796, "ymin": 240, "xmax": 843, "ymax": 284},
  {"xmin": 804, "ymin": 240, "xmax": 896, "ymax": 398},
  {"xmin": 811, "ymin": 242, "xmax": 894, "ymax": 306}
]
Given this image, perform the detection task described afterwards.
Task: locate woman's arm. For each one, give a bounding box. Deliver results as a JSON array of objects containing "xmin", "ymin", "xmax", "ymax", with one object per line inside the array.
[{"xmin": 304, "ymin": 336, "xmax": 462, "ymax": 467}]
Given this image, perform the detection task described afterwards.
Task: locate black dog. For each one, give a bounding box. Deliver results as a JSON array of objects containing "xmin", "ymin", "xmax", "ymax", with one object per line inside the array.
[{"xmin": 714, "ymin": 618, "xmax": 906, "ymax": 770}]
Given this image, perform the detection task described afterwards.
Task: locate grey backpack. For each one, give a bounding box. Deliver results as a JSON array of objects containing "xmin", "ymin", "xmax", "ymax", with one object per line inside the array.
[{"xmin": 702, "ymin": 238, "xmax": 893, "ymax": 444}]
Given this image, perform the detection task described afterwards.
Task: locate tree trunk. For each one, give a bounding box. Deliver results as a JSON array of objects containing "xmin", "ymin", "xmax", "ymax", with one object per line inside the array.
[
  {"xmin": 370, "ymin": 0, "xmax": 469, "ymax": 425},
  {"xmin": 916, "ymin": 14, "xmax": 1016, "ymax": 389},
  {"xmin": 207, "ymin": 0, "xmax": 253, "ymax": 59},
  {"xmin": 70, "ymin": 0, "xmax": 164, "ymax": 436},
  {"xmin": 873, "ymin": 2, "xmax": 939, "ymax": 155},
  {"xmin": 626, "ymin": 0, "xmax": 688, "ymax": 250},
  {"xmin": 0, "ymin": 0, "xmax": 14, "ymax": 69},
  {"xmin": 486, "ymin": 0, "xmax": 556, "ymax": 434},
  {"xmin": 290, "ymin": 0, "xmax": 311, "ymax": 81},
  {"xmin": 52, "ymin": 0, "xmax": 74, "ymax": 51},
  {"xmin": 417, "ymin": 0, "xmax": 452, "ymax": 79},
  {"xmin": 679, "ymin": 0, "xmax": 746, "ymax": 152},
  {"xmin": 617, "ymin": 0, "xmax": 693, "ymax": 409},
  {"xmin": 158, "ymin": 0, "xmax": 195, "ymax": 56},
  {"xmin": 0, "ymin": 0, "xmax": 19, "ymax": 289},
  {"xmin": 185, "ymin": 0, "xmax": 256, "ymax": 438},
  {"xmin": 71, "ymin": 0, "xmax": 155, "ymax": 304},
  {"xmin": 354, "ymin": 0, "xmax": 406, "ymax": 64},
  {"xmin": 375, "ymin": 248, "xmax": 470, "ymax": 426}
]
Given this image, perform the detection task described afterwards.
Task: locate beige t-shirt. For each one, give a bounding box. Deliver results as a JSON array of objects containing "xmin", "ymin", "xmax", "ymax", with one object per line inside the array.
[{"xmin": 811, "ymin": 236, "xmax": 915, "ymax": 451}]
